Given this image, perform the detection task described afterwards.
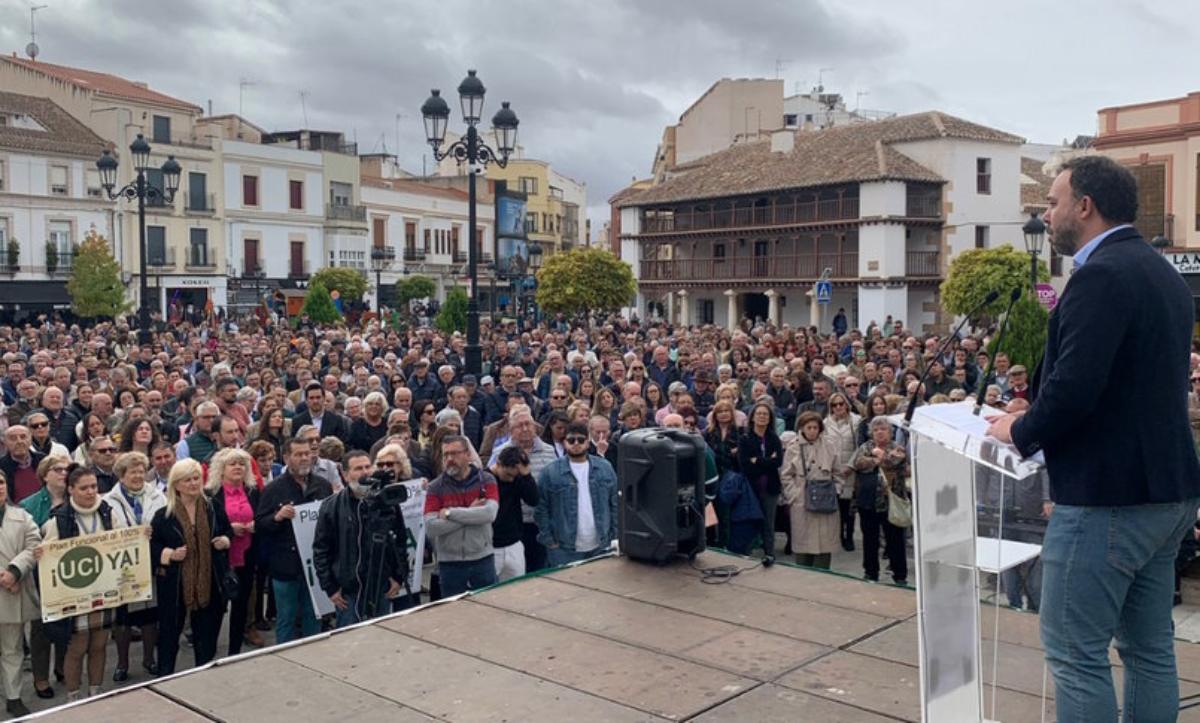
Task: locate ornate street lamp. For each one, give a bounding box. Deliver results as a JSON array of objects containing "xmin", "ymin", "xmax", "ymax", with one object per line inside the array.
[
  {"xmin": 97, "ymin": 134, "xmax": 181, "ymax": 344},
  {"xmin": 371, "ymin": 246, "xmax": 395, "ymax": 312},
  {"xmin": 1022, "ymin": 212, "xmax": 1046, "ymax": 291},
  {"xmin": 421, "ymin": 70, "xmax": 520, "ymax": 376}
]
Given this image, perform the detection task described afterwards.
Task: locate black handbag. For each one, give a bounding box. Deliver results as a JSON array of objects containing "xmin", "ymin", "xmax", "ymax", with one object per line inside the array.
[{"xmin": 799, "ymin": 445, "xmax": 838, "ymax": 514}]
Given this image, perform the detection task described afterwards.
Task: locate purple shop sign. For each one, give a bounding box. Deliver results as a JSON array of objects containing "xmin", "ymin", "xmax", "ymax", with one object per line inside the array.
[{"xmin": 1035, "ymin": 283, "xmax": 1057, "ymax": 311}]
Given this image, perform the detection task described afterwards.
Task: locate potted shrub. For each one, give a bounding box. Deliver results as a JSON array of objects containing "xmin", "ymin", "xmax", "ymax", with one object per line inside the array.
[
  {"xmin": 5, "ymin": 239, "xmax": 18, "ymax": 271},
  {"xmin": 45, "ymin": 240, "xmax": 59, "ymax": 274}
]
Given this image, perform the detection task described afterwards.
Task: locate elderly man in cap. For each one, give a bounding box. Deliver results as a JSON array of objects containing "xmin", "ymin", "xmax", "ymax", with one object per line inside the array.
[{"xmin": 407, "ymin": 358, "xmax": 442, "ymax": 404}]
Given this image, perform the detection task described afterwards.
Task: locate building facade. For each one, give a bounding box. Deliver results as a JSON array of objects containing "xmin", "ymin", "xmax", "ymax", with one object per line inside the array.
[
  {"xmin": 615, "ymin": 112, "xmax": 1030, "ymax": 333},
  {"xmin": 0, "ymin": 91, "xmax": 111, "ymax": 320}
]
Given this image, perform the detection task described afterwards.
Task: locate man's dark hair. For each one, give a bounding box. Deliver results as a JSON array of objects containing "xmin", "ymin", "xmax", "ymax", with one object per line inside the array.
[
  {"xmin": 342, "ymin": 449, "xmax": 370, "ymax": 471},
  {"xmin": 150, "ymin": 441, "xmax": 174, "ymax": 456},
  {"xmin": 304, "ymin": 381, "xmax": 323, "ymax": 396},
  {"xmin": 286, "ymin": 436, "xmax": 311, "ymax": 454},
  {"xmin": 1060, "ymin": 156, "xmax": 1138, "ymax": 224},
  {"xmin": 215, "ymin": 376, "xmax": 238, "ymax": 391},
  {"xmin": 215, "ymin": 415, "xmax": 238, "ymax": 433},
  {"xmin": 440, "ymin": 434, "xmax": 469, "ymax": 452},
  {"xmin": 496, "ymin": 445, "xmax": 529, "ymax": 468},
  {"xmin": 565, "ymin": 421, "xmax": 589, "ymax": 439}
]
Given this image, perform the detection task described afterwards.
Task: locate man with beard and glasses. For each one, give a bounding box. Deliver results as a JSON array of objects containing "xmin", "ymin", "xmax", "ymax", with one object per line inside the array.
[
  {"xmin": 988, "ymin": 155, "xmax": 1200, "ymax": 722},
  {"xmin": 424, "ymin": 435, "xmax": 498, "ymax": 597}
]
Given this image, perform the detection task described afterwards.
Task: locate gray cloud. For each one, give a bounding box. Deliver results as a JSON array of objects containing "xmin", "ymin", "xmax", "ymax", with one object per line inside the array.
[{"xmin": 1, "ymin": 0, "xmax": 1192, "ymax": 237}]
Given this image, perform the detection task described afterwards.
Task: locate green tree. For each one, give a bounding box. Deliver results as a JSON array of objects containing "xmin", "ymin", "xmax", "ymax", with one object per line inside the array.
[
  {"xmin": 535, "ymin": 247, "xmax": 636, "ymax": 317},
  {"xmin": 310, "ymin": 266, "xmax": 368, "ymax": 302},
  {"xmin": 396, "ymin": 275, "xmax": 437, "ymax": 305},
  {"xmin": 301, "ymin": 279, "xmax": 342, "ymax": 324},
  {"xmin": 941, "ymin": 245, "xmax": 1050, "ymax": 370},
  {"xmin": 44, "ymin": 241, "xmax": 59, "ymax": 274},
  {"xmin": 941, "ymin": 245, "xmax": 1048, "ymax": 319},
  {"xmin": 435, "ymin": 285, "xmax": 469, "ymax": 334},
  {"xmin": 68, "ymin": 229, "xmax": 131, "ymax": 319}
]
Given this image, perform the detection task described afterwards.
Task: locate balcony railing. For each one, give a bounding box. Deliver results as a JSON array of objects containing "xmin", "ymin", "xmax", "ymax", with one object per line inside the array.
[
  {"xmin": 481, "ymin": 251, "xmax": 494, "ymax": 264},
  {"xmin": 289, "ymin": 260, "xmax": 311, "ymax": 279},
  {"xmin": 640, "ymin": 197, "xmax": 860, "ymax": 234},
  {"xmin": 453, "ymin": 250, "xmax": 468, "ymax": 264},
  {"xmin": 185, "ymin": 193, "xmax": 217, "ymax": 214},
  {"xmin": 185, "ymin": 254, "xmax": 218, "ymax": 271},
  {"xmin": 905, "ymin": 251, "xmax": 941, "ymax": 277},
  {"xmin": 404, "ymin": 247, "xmax": 427, "ymax": 262},
  {"xmin": 148, "ymin": 248, "xmax": 177, "ymax": 269},
  {"xmin": 905, "ymin": 194, "xmax": 942, "ymax": 218},
  {"xmin": 639, "ymin": 253, "xmax": 859, "ymax": 282},
  {"xmin": 325, "ymin": 203, "xmax": 367, "ymax": 223}
]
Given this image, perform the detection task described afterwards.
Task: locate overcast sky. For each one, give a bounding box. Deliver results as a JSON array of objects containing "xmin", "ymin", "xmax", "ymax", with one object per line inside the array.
[{"xmin": 2, "ymin": 0, "xmax": 1195, "ymax": 237}]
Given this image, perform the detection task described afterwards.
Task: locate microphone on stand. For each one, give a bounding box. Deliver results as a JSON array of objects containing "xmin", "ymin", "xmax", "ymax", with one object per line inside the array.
[
  {"xmin": 973, "ymin": 288, "xmax": 1022, "ymax": 416},
  {"xmin": 904, "ymin": 289, "xmax": 1000, "ymax": 425}
]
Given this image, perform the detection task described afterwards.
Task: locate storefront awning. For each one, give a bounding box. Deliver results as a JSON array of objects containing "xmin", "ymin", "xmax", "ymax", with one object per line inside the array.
[{"xmin": 0, "ymin": 281, "xmax": 71, "ymax": 309}]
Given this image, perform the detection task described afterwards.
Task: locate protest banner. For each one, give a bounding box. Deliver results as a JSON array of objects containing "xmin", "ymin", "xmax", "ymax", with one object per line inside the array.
[
  {"xmin": 292, "ymin": 479, "xmax": 428, "ymax": 618},
  {"xmin": 37, "ymin": 526, "xmax": 152, "ymax": 623}
]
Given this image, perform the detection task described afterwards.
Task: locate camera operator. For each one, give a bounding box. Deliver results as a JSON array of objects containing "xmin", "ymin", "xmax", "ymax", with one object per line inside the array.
[
  {"xmin": 490, "ymin": 446, "xmax": 538, "ymax": 582},
  {"xmin": 313, "ymin": 451, "xmax": 408, "ymax": 627}
]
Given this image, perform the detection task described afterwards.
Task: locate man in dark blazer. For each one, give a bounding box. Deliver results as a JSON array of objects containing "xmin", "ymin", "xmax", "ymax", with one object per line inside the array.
[
  {"xmin": 988, "ymin": 155, "xmax": 1200, "ymax": 722},
  {"xmin": 292, "ymin": 381, "xmax": 350, "ymax": 444}
]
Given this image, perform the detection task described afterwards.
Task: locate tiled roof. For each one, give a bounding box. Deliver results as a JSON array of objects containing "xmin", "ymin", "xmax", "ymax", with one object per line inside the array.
[
  {"xmin": 0, "ymin": 90, "xmax": 109, "ymax": 157},
  {"xmin": 617, "ymin": 111, "xmax": 1024, "ymax": 207},
  {"xmin": 2, "ymin": 55, "xmax": 202, "ymax": 113},
  {"xmin": 1020, "ymin": 156, "xmax": 1053, "ymax": 210},
  {"xmin": 361, "ymin": 176, "xmax": 470, "ymax": 201}
]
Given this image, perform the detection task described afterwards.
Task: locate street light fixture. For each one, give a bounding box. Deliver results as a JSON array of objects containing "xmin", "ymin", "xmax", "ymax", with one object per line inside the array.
[
  {"xmin": 421, "ymin": 69, "xmax": 521, "ymax": 376},
  {"xmin": 1022, "ymin": 211, "xmax": 1046, "ymax": 291},
  {"xmin": 97, "ymin": 134, "xmax": 181, "ymax": 345},
  {"xmin": 1151, "ymin": 235, "xmax": 1171, "ymax": 256},
  {"xmin": 370, "ymin": 246, "xmax": 395, "ymax": 312}
]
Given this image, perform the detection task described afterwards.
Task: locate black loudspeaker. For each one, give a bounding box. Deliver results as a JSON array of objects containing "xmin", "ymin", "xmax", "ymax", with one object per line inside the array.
[{"xmin": 618, "ymin": 428, "xmax": 707, "ymax": 563}]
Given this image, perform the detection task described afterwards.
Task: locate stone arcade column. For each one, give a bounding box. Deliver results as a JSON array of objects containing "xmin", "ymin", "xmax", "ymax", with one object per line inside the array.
[
  {"xmin": 724, "ymin": 289, "xmax": 738, "ymax": 331},
  {"xmin": 765, "ymin": 289, "xmax": 778, "ymax": 327},
  {"xmin": 677, "ymin": 289, "xmax": 689, "ymax": 327}
]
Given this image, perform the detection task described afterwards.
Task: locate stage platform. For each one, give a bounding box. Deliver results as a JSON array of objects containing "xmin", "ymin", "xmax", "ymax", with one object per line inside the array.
[{"xmin": 38, "ymin": 551, "xmax": 1200, "ymax": 722}]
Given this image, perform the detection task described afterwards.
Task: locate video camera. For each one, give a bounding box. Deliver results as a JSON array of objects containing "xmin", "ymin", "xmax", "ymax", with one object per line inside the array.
[
  {"xmin": 362, "ymin": 468, "xmax": 409, "ymax": 507},
  {"xmin": 356, "ymin": 467, "xmax": 413, "ymax": 615}
]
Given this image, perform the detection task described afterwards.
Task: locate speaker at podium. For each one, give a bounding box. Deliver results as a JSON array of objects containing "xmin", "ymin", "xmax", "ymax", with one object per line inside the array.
[{"xmin": 617, "ymin": 428, "xmax": 707, "ymax": 563}]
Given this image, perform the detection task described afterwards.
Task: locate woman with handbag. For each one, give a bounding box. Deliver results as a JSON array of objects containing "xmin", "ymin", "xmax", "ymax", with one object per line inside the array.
[
  {"xmin": 36, "ymin": 466, "xmax": 130, "ymax": 701},
  {"xmin": 780, "ymin": 412, "xmax": 841, "ymax": 569},
  {"xmin": 850, "ymin": 417, "xmax": 910, "ymax": 585},
  {"xmin": 0, "ymin": 470, "xmax": 41, "ymax": 716},
  {"xmin": 150, "ymin": 458, "xmax": 232, "ymax": 675},
  {"xmin": 205, "ymin": 448, "xmax": 261, "ymax": 655},
  {"xmin": 103, "ymin": 451, "xmax": 167, "ymax": 681}
]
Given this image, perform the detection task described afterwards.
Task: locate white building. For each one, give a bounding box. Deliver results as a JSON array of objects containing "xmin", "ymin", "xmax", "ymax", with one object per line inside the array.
[
  {"xmin": 360, "ymin": 175, "xmax": 494, "ymax": 308},
  {"xmin": 613, "ymin": 111, "xmax": 1033, "ymax": 333},
  {"xmin": 0, "ymin": 91, "xmax": 112, "ymax": 321}
]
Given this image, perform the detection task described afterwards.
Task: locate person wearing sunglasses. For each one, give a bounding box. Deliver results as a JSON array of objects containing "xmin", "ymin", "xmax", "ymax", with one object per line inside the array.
[{"xmin": 534, "ymin": 422, "xmax": 619, "ymax": 568}]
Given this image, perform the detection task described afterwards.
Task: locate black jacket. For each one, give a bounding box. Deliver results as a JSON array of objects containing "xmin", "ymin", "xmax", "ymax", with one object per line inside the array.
[
  {"xmin": 39, "ymin": 407, "xmax": 78, "ymax": 450},
  {"xmin": 492, "ymin": 471, "xmax": 538, "ymax": 548},
  {"xmin": 150, "ymin": 499, "xmax": 233, "ymax": 614},
  {"xmin": 254, "ymin": 470, "xmax": 334, "ymax": 581},
  {"xmin": 291, "ymin": 410, "xmax": 350, "ymax": 444},
  {"xmin": 737, "ymin": 428, "xmax": 783, "ymax": 496},
  {"xmin": 312, "ymin": 487, "xmax": 408, "ymax": 597},
  {"xmin": 1012, "ymin": 227, "xmax": 1200, "ymax": 505},
  {"xmin": 347, "ymin": 418, "xmax": 388, "ymax": 455},
  {"xmin": 705, "ymin": 426, "xmax": 742, "ymax": 477}
]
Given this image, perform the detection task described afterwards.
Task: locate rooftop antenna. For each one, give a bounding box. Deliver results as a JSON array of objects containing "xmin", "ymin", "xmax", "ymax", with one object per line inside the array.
[
  {"xmin": 299, "ymin": 90, "xmax": 310, "ymax": 128},
  {"xmin": 855, "ymin": 90, "xmax": 869, "ymax": 111},
  {"xmin": 817, "ymin": 67, "xmax": 834, "ymax": 93},
  {"xmin": 774, "ymin": 59, "xmax": 791, "ymax": 79},
  {"xmin": 26, "ymin": 4, "xmax": 48, "ymax": 61},
  {"xmin": 395, "ymin": 113, "xmax": 408, "ymax": 160},
  {"xmin": 238, "ymin": 77, "xmax": 257, "ymax": 117}
]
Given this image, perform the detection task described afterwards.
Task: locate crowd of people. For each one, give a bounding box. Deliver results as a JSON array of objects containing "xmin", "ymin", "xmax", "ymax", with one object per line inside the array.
[{"xmin": 0, "ymin": 306, "xmax": 1195, "ymax": 715}]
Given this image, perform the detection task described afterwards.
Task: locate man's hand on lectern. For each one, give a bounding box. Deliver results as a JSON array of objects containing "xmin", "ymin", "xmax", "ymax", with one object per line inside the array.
[{"xmin": 986, "ymin": 411, "xmax": 1024, "ymax": 444}]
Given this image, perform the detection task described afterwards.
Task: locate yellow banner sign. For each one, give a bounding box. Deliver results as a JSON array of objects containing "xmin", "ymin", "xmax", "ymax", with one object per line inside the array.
[{"xmin": 37, "ymin": 527, "xmax": 153, "ymax": 623}]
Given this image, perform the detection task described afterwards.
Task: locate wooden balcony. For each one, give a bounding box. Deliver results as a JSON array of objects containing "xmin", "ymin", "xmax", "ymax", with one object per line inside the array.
[
  {"xmin": 640, "ymin": 197, "xmax": 860, "ymax": 234},
  {"xmin": 639, "ymin": 250, "xmax": 941, "ymax": 284}
]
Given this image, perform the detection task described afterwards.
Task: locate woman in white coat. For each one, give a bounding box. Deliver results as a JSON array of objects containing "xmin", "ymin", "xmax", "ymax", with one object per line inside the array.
[
  {"xmin": 780, "ymin": 412, "xmax": 841, "ymax": 569},
  {"xmin": 0, "ymin": 470, "xmax": 43, "ymax": 717}
]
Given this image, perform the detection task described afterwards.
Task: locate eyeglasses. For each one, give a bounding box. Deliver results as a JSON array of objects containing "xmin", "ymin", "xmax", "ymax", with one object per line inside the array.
[
  {"xmin": 830, "ymin": 402, "xmax": 848, "ymax": 408},
  {"xmin": 50, "ymin": 466, "xmax": 69, "ymax": 473},
  {"xmin": 94, "ymin": 447, "xmax": 115, "ymax": 454},
  {"xmin": 422, "ymin": 409, "xmax": 435, "ymax": 416},
  {"xmin": 551, "ymin": 394, "xmax": 566, "ymax": 400},
  {"xmin": 29, "ymin": 421, "xmax": 49, "ymax": 429},
  {"xmin": 376, "ymin": 461, "xmax": 397, "ymax": 469},
  {"xmin": 564, "ymin": 436, "xmax": 588, "ymax": 445}
]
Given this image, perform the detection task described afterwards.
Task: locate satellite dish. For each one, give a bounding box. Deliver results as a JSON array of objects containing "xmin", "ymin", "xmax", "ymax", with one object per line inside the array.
[{"xmin": 25, "ymin": 42, "xmax": 39, "ymax": 60}]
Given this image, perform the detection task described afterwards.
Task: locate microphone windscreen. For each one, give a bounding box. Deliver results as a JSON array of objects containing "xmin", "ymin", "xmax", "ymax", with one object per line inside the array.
[{"xmin": 984, "ymin": 290, "xmax": 1000, "ymax": 304}]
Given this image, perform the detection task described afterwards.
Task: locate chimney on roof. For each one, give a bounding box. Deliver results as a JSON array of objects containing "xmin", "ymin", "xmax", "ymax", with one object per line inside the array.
[
  {"xmin": 132, "ymin": 81, "xmax": 148, "ymax": 89},
  {"xmin": 770, "ymin": 129, "xmax": 795, "ymax": 154}
]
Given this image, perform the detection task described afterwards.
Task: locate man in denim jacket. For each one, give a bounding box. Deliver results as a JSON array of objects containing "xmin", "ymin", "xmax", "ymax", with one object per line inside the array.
[{"xmin": 535, "ymin": 422, "xmax": 618, "ymax": 567}]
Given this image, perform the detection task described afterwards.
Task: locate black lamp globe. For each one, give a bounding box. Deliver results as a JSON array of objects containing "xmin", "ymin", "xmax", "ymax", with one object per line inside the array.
[
  {"xmin": 421, "ymin": 89, "xmax": 451, "ymax": 148},
  {"xmin": 129, "ymin": 133, "xmax": 151, "ymax": 170},
  {"xmin": 492, "ymin": 101, "xmax": 519, "ymax": 158},
  {"xmin": 161, "ymin": 156, "xmax": 182, "ymax": 196},
  {"xmin": 96, "ymin": 149, "xmax": 118, "ymax": 191},
  {"xmin": 457, "ymin": 69, "xmax": 486, "ymax": 126},
  {"xmin": 1022, "ymin": 212, "xmax": 1046, "ymax": 256}
]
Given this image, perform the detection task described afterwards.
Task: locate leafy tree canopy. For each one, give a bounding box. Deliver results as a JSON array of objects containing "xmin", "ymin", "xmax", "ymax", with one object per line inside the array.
[
  {"xmin": 68, "ymin": 229, "xmax": 130, "ymax": 319},
  {"xmin": 397, "ymin": 275, "xmax": 437, "ymax": 304},
  {"xmin": 311, "ymin": 266, "xmax": 368, "ymax": 301},
  {"xmin": 535, "ymin": 247, "xmax": 636, "ymax": 317},
  {"xmin": 435, "ymin": 285, "xmax": 469, "ymax": 334},
  {"xmin": 941, "ymin": 244, "xmax": 1049, "ymax": 318},
  {"xmin": 301, "ymin": 279, "xmax": 342, "ymax": 324}
]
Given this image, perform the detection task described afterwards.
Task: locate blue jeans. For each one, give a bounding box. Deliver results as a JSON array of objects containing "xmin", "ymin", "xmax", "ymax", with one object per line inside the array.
[
  {"xmin": 1040, "ymin": 499, "xmax": 1200, "ymax": 722},
  {"xmin": 272, "ymin": 578, "xmax": 321, "ymax": 644},
  {"xmin": 334, "ymin": 588, "xmax": 392, "ymax": 629},
  {"xmin": 546, "ymin": 546, "xmax": 603, "ymax": 567},
  {"xmin": 438, "ymin": 556, "xmax": 497, "ymax": 597}
]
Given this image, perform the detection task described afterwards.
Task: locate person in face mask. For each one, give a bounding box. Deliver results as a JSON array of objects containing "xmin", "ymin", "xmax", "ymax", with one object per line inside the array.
[{"xmin": 313, "ymin": 450, "xmax": 410, "ymax": 628}]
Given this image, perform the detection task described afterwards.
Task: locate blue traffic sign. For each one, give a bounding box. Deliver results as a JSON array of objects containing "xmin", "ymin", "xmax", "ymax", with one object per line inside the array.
[{"xmin": 815, "ymin": 279, "xmax": 833, "ymax": 304}]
